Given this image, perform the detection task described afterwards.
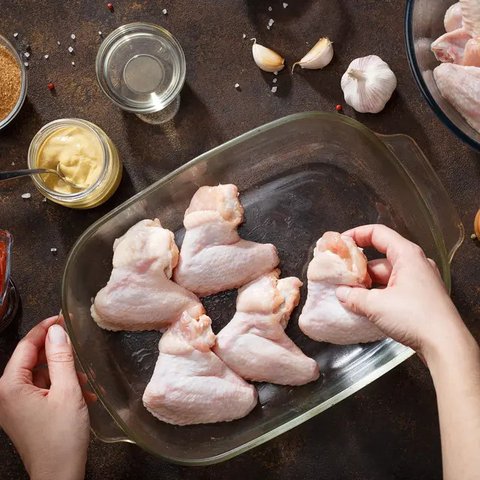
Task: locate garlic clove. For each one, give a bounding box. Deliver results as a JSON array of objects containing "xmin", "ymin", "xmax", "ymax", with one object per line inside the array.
[
  {"xmin": 251, "ymin": 38, "xmax": 285, "ymax": 73},
  {"xmin": 474, "ymin": 209, "xmax": 480, "ymax": 239},
  {"xmin": 340, "ymin": 55, "xmax": 397, "ymax": 114},
  {"xmin": 292, "ymin": 37, "xmax": 334, "ymax": 72}
]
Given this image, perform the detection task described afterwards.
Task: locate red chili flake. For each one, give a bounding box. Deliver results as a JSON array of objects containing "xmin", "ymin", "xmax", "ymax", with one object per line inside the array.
[
  {"xmin": 335, "ymin": 104, "xmax": 343, "ymax": 112},
  {"xmin": 107, "ymin": 2, "xmax": 114, "ymax": 11},
  {"xmin": 47, "ymin": 82, "xmax": 55, "ymax": 91}
]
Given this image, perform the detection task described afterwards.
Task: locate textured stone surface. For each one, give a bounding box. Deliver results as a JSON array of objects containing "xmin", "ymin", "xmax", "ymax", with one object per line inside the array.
[{"xmin": 0, "ymin": 0, "xmax": 479, "ymax": 478}]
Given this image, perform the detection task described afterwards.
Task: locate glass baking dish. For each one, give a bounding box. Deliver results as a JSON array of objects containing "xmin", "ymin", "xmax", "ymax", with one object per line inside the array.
[{"xmin": 62, "ymin": 112, "xmax": 463, "ymax": 465}]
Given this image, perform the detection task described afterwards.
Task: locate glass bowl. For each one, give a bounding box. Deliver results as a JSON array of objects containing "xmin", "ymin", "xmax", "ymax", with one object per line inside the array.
[
  {"xmin": 0, "ymin": 34, "xmax": 27, "ymax": 130},
  {"xmin": 405, "ymin": 0, "xmax": 480, "ymax": 150},
  {"xmin": 96, "ymin": 23, "xmax": 186, "ymax": 115},
  {"xmin": 62, "ymin": 112, "xmax": 464, "ymax": 465}
]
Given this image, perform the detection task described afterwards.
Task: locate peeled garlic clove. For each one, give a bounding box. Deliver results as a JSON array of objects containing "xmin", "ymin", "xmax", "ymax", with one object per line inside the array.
[
  {"xmin": 251, "ymin": 38, "xmax": 285, "ymax": 73},
  {"xmin": 340, "ymin": 55, "xmax": 397, "ymax": 114},
  {"xmin": 292, "ymin": 37, "xmax": 333, "ymax": 72}
]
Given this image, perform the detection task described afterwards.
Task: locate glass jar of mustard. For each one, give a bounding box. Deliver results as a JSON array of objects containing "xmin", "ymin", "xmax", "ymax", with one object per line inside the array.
[{"xmin": 28, "ymin": 119, "xmax": 122, "ymax": 209}]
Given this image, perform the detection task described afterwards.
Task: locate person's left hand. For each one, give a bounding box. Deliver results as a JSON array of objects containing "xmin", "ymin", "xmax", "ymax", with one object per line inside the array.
[{"xmin": 0, "ymin": 316, "xmax": 91, "ymax": 480}]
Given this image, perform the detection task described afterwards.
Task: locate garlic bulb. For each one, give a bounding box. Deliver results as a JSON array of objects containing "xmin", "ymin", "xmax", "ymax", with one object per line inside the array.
[
  {"xmin": 251, "ymin": 38, "xmax": 285, "ymax": 73},
  {"xmin": 292, "ymin": 37, "xmax": 334, "ymax": 72},
  {"xmin": 341, "ymin": 55, "xmax": 397, "ymax": 114}
]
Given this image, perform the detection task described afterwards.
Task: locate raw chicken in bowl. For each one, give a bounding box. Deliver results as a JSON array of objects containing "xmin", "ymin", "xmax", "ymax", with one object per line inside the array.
[{"xmin": 406, "ymin": 0, "xmax": 480, "ymax": 149}]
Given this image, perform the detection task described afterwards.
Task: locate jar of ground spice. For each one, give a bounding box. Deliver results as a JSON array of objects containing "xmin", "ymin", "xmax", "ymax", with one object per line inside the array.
[{"xmin": 0, "ymin": 34, "xmax": 27, "ymax": 129}]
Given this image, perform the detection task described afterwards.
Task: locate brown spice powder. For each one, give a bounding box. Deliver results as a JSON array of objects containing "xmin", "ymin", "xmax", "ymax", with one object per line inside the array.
[{"xmin": 0, "ymin": 46, "xmax": 21, "ymax": 121}]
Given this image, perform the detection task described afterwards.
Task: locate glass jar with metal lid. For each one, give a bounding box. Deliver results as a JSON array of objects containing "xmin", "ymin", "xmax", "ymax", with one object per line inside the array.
[
  {"xmin": 96, "ymin": 23, "xmax": 186, "ymax": 124},
  {"xmin": 28, "ymin": 119, "xmax": 122, "ymax": 209}
]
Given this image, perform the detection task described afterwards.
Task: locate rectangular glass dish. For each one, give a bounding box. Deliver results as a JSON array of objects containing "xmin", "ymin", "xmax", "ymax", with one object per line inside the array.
[{"xmin": 62, "ymin": 112, "xmax": 463, "ymax": 465}]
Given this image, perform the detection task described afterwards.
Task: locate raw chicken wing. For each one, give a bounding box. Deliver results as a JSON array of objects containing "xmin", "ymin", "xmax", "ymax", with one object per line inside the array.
[
  {"xmin": 444, "ymin": 2, "xmax": 463, "ymax": 32},
  {"xmin": 92, "ymin": 219, "xmax": 204, "ymax": 331},
  {"xmin": 431, "ymin": 28, "xmax": 474, "ymax": 64},
  {"xmin": 214, "ymin": 270, "xmax": 319, "ymax": 386},
  {"xmin": 174, "ymin": 184, "xmax": 279, "ymax": 296},
  {"xmin": 434, "ymin": 63, "xmax": 480, "ymax": 132},
  {"xmin": 461, "ymin": 0, "xmax": 480, "ymax": 37},
  {"xmin": 432, "ymin": 0, "xmax": 480, "ymax": 66},
  {"xmin": 298, "ymin": 232, "xmax": 384, "ymax": 345},
  {"xmin": 143, "ymin": 312, "xmax": 258, "ymax": 425}
]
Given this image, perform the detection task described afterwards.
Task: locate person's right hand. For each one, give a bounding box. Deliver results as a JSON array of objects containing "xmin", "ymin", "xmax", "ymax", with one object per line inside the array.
[{"xmin": 335, "ymin": 224, "xmax": 473, "ymax": 363}]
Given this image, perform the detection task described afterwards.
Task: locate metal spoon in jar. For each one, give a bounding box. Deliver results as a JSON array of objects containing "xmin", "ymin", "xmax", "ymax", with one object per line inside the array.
[{"xmin": 0, "ymin": 164, "xmax": 86, "ymax": 189}]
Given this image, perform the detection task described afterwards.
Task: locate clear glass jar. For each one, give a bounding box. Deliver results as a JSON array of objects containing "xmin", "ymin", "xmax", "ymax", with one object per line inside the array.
[
  {"xmin": 96, "ymin": 23, "xmax": 186, "ymax": 124},
  {"xmin": 0, "ymin": 34, "xmax": 28, "ymax": 131},
  {"xmin": 28, "ymin": 119, "xmax": 122, "ymax": 209},
  {"xmin": 0, "ymin": 230, "xmax": 19, "ymax": 334}
]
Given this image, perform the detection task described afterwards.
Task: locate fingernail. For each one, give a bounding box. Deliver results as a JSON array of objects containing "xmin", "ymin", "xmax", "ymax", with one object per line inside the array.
[
  {"xmin": 336, "ymin": 286, "xmax": 352, "ymax": 302},
  {"xmin": 48, "ymin": 324, "xmax": 67, "ymax": 345}
]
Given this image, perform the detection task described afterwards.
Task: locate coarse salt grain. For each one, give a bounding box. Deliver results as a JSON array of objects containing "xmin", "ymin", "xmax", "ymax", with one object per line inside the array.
[
  {"xmin": 268, "ymin": 6, "xmax": 272, "ymax": 11},
  {"xmin": 162, "ymin": 8, "xmax": 167, "ymax": 14},
  {"xmin": 271, "ymin": 86, "xmax": 278, "ymax": 93},
  {"xmin": 11, "ymin": 161, "xmax": 15, "ymax": 166},
  {"xmin": 50, "ymin": 247, "xmax": 58, "ymax": 254},
  {"xmin": 13, "ymin": 33, "xmax": 18, "ymax": 38},
  {"xmin": 71, "ymin": 61, "xmax": 75, "ymax": 66},
  {"xmin": 44, "ymin": 54, "xmax": 49, "ymax": 59},
  {"xmin": 268, "ymin": 18, "xmax": 274, "ymax": 26},
  {"xmin": 42, "ymin": 197, "xmax": 47, "ymax": 203},
  {"xmin": 24, "ymin": 62, "xmax": 29, "ymax": 67},
  {"xmin": 21, "ymin": 193, "xmax": 31, "ymax": 199},
  {"xmin": 57, "ymin": 41, "xmax": 61, "ymax": 45},
  {"xmin": 272, "ymin": 78, "xmax": 277, "ymax": 83},
  {"xmin": 273, "ymin": 71, "xmax": 278, "ymax": 75},
  {"xmin": 267, "ymin": 26, "xmax": 271, "ymax": 30},
  {"xmin": 70, "ymin": 33, "xmax": 76, "ymax": 40},
  {"xmin": 242, "ymin": 33, "xmax": 246, "ymax": 39},
  {"xmin": 24, "ymin": 51, "xmax": 30, "ymax": 58},
  {"xmin": 234, "ymin": 83, "xmax": 240, "ymax": 90},
  {"xmin": 98, "ymin": 31, "xmax": 103, "ymax": 36},
  {"xmin": 283, "ymin": 2, "xmax": 288, "ymax": 8},
  {"xmin": 68, "ymin": 46, "xmax": 74, "ymax": 54}
]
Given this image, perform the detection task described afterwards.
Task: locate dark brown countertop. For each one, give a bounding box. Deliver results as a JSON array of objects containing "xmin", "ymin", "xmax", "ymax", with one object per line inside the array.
[{"xmin": 1, "ymin": 1, "xmax": 479, "ymax": 479}]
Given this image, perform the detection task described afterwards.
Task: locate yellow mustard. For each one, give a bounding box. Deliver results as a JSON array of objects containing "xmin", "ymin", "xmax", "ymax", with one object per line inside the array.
[{"xmin": 37, "ymin": 125, "xmax": 104, "ymax": 194}]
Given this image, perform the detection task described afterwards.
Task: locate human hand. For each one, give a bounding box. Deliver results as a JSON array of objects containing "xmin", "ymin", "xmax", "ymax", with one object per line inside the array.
[
  {"xmin": 335, "ymin": 225, "xmax": 473, "ymax": 363},
  {"xmin": 0, "ymin": 316, "xmax": 91, "ymax": 480}
]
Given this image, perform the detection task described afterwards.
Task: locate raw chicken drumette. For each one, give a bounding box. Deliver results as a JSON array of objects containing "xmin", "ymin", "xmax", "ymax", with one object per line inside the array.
[
  {"xmin": 434, "ymin": 63, "xmax": 480, "ymax": 132},
  {"xmin": 92, "ymin": 219, "xmax": 204, "ymax": 331},
  {"xmin": 174, "ymin": 184, "xmax": 279, "ymax": 297},
  {"xmin": 143, "ymin": 312, "xmax": 258, "ymax": 425},
  {"xmin": 214, "ymin": 270, "xmax": 320, "ymax": 386},
  {"xmin": 298, "ymin": 232, "xmax": 384, "ymax": 345},
  {"xmin": 432, "ymin": 0, "xmax": 480, "ymax": 66}
]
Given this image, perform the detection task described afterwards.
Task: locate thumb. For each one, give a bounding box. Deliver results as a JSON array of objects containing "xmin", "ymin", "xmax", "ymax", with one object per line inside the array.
[
  {"xmin": 45, "ymin": 324, "xmax": 80, "ymax": 393},
  {"xmin": 336, "ymin": 286, "xmax": 374, "ymax": 317}
]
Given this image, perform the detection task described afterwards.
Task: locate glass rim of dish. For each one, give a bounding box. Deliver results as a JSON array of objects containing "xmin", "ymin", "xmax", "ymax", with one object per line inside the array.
[
  {"xmin": 0, "ymin": 34, "xmax": 28, "ymax": 131},
  {"xmin": 95, "ymin": 22, "xmax": 187, "ymax": 114},
  {"xmin": 62, "ymin": 111, "xmax": 463, "ymax": 465},
  {"xmin": 27, "ymin": 118, "xmax": 111, "ymax": 201},
  {"xmin": 404, "ymin": 0, "xmax": 480, "ymax": 152}
]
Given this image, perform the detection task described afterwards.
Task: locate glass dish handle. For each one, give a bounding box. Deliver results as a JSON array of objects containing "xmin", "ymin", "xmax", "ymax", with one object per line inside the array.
[
  {"xmin": 87, "ymin": 395, "xmax": 133, "ymax": 444},
  {"xmin": 378, "ymin": 133, "xmax": 465, "ymax": 263}
]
